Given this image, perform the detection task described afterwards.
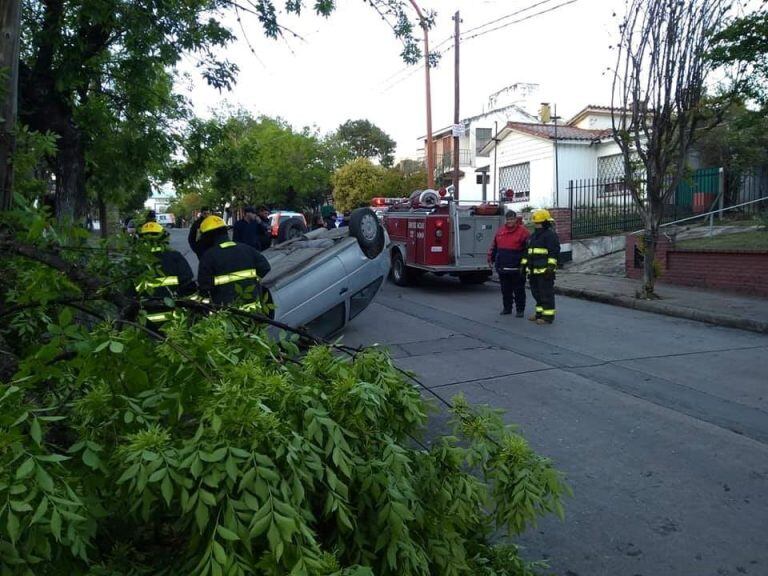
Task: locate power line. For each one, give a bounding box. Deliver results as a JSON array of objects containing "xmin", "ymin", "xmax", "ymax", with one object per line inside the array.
[
  {"xmin": 462, "ymin": 0, "xmax": 581, "ymax": 42},
  {"xmin": 462, "ymin": 0, "xmax": 559, "ymax": 36}
]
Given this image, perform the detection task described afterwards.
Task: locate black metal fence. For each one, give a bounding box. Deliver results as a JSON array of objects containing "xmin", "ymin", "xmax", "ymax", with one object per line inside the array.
[
  {"xmin": 568, "ymin": 167, "xmax": 725, "ymax": 239},
  {"xmin": 728, "ymin": 167, "xmax": 768, "ymax": 217}
]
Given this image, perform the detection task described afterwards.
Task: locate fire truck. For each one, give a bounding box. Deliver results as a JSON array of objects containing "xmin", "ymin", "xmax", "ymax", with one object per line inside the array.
[{"xmin": 374, "ymin": 190, "xmax": 506, "ymax": 286}]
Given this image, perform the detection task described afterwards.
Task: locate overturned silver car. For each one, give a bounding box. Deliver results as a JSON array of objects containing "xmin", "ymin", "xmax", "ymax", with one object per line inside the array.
[{"xmin": 260, "ymin": 208, "xmax": 389, "ymax": 337}]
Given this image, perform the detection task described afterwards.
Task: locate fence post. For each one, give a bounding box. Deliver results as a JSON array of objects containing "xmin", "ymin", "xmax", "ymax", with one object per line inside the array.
[{"xmin": 718, "ymin": 167, "xmax": 725, "ymax": 220}]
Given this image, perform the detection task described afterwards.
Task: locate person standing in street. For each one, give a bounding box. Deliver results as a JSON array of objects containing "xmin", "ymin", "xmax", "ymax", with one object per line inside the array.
[
  {"xmin": 188, "ymin": 206, "xmax": 210, "ymax": 258},
  {"xmin": 196, "ymin": 215, "xmax": 271, "ymax": 308},
  {"xmin": 232, "ymin": 206, "xmax": 263, "ymax": 250},
  {"xmin": 521, "ymin": 209, "xmax": 560, "ymax": 325},
  {"xmin": 255, "ymin": 206, "xmax": 272, "ymax": 250},
  {"xmin": 488, "ymin": 210, "xmax": 530, "ymax": 316}
]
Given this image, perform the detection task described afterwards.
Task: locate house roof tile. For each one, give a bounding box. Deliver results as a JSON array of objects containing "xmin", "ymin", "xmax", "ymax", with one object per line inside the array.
[{"xmin": 506, "ymin": 122, "xmax": 609, "ymax": 141}]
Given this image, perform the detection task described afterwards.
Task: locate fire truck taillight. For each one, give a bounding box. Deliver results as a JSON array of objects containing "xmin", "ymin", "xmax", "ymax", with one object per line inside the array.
[
  {"xmin": 434, "ymin": 219, "xmax": 445, "ymax": 239},
  {"xmin": 435, "ymin": 229, "xmax": 444, "ymax": 238}
]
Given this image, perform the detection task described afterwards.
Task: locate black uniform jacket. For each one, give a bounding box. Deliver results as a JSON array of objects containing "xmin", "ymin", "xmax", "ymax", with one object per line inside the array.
[{"xmin": 197, "ymin": 241, "xmax": 272, "ymax": 306}]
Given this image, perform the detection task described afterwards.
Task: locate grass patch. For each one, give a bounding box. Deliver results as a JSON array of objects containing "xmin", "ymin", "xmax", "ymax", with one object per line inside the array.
[{"xmin": 677, "ymin": 230, "xmax": 768, "ymax": 251}]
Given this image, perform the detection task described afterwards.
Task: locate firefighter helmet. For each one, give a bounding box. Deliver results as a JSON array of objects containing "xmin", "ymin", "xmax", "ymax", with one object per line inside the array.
[
  {"xmin": 531, "ymin": 209, "xmax": 553, "ymax": 224},
  {"xmin": 138, "ymin": 222, "xmax": 166, "ymax": 236},
  {"xmin": 199, "ymin": 215, "xmax": 227, "ymax": 234}
]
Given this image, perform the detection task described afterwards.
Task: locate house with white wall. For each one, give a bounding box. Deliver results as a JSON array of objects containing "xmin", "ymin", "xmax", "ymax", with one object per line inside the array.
[
  {"xmin": 480, "ymin": 105, "xmax": 629, "ymax": 211},
  {"xmin": 420, "ymin": 83, "xmax": 541, "ymax": 203}
]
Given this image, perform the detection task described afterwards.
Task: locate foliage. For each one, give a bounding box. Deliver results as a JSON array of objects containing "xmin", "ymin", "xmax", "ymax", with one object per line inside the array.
[
  {"xmin": 611, "ymin": 0, "xmax": 729, "ymax": 297},
  {"xmin": 0, "ymin": 205, "xmax": 569, "ymax": 575},
  {"xmin": 168, "ymin": 193, "xmax": 206, "ymax": 224},
  {"xmin": 11, "ymin": 126, "xmax": 58, "ymax": 201},
  {"xmin": 15, "ymin": 0, "xmax": 431, "ymax": 221},
  {"xmin": 710, "ymin": 7, "xmax": 768, "ymax": 104},
  {"xmin": 695, "ymin": 100, "xmax": 768, "ymax": 173},
  {"xmin": 331, "ymin": 120, "xmax": 397, "ymax": 168},
  {"xmin": 174, "ymin": 112, "xmax": 333, "ymax": 211},
  {"xmin": 332, "ymin": 159, "xmax": 426, "ymax": 212}
]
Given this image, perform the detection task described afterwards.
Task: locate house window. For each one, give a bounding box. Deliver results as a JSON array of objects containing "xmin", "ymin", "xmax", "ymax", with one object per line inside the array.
[
  {"xmin": 475, "ymin": 128, "xmax": 493, "ymax": 157},
  {"xmin": 597, "ymin": 154, "xmax": 627, "ymax": 197},
  {"xmin": 498, "ymin": 162, "xmax": 530, "ymax": 202},
  {"xmin": 476, "ymin": 173, "xmax": 490, "ymax": 185}
]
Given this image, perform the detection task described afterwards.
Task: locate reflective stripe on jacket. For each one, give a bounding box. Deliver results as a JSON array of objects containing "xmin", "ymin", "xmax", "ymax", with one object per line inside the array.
[
  {"xmin": 197, "ymin": 240, "xmax": 271, "ymax": 306},
  {"xmin": 522, "ymin": 227, "xmax": 560, "ymax": 275}
]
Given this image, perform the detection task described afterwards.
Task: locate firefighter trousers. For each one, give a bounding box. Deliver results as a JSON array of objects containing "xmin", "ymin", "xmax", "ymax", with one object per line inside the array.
[
  {"xmin": 529, "ymin": 275, "xmax": 556, "ymax": 322},
  {"xmin": 499, "ymin": 272, "xmax": 526, "ymax": 313}
]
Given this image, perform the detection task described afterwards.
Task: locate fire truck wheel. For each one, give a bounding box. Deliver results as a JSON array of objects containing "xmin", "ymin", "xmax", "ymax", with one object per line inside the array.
[
  {"xmin": 391, "ymin": 250, "xmax": 415, "ymax": 286},
  {"xmin": 350, "ymin": 208, "xmax": 385, "ymax": 259},
  {"xmin": 459, "ymin": 272, "xmax": 491, "ymax": 285},
  {"xmin": 276, "ymin": 217, "xmax": 307, "ymax": 244}
]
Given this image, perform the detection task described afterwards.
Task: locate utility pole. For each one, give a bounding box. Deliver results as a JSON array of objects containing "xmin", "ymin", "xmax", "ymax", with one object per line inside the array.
[
  {"xmin": 452, "ymin": 10, "xmax": 460, "ymax": 200},
  {"xmin": 553, "ymin": 104, "xmax": 561, "ymax": 208},
  {"xmin": 0, "ymin": 0, "xmax": 22, "ymax": 211},
  {"xmin": 408, "ymin": 0, "xmax": 435, "ymax": 189}
]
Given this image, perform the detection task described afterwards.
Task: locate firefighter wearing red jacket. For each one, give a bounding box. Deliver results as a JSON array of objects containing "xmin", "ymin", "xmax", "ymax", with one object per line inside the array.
[
  {"xmin": 488, "ymin": 210, "xmax": 531, "ymax": 317},
  {"xmin": 521, "ymin": 209, "xmax": 560, "ymax": 325}
]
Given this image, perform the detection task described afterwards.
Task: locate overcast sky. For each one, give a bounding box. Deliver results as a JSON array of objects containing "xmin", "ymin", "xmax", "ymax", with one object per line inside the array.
[{"xmin": 178, "ymin": 0, "xmax": 640, "ymax": 159}]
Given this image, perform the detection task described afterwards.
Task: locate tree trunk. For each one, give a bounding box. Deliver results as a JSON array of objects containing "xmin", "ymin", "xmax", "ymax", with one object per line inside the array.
[
  {"xmin": 0, "ymin": 0, "xmax": 22, "ymax": 212},
  {"xmin": 55, "ymin": 122, "xmax": 87, "ymax": 222},
  {"xmin": 98, "ymin": 191, "xmax": 108, "ymax": 238},
  {"xmin": 640, "ymin": 194, "xmax": 663, "ymax": 299}
]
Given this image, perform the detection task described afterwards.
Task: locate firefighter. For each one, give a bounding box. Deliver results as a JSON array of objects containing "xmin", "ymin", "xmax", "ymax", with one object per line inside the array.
[
  {"xmin": 135, "ymin": 222, "xmax": 196, "ymax": 325},
  {"xmin": 488, "ymin": 210, "xmax": 530, "ymax": 316},
  {"xmin": 196, "ymin": 215, "xmax": 271, "ymax": 308},
  {"xmin": 521, "ymin": 209, "xmax": 560, "ymax": 325}
]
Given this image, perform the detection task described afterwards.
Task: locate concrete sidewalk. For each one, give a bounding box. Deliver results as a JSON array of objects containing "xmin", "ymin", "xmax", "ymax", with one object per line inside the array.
[{"xmin": 555, "ymin": 271, "xmax": 768, "ymax": 334}]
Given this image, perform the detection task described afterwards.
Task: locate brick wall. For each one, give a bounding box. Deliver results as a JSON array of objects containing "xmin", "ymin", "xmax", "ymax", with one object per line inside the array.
[
  {"xmin": 625, "ymin": 234, "xmax": 768, "ymax": 297},
  {"xmin": 548, "ymin": 208, "xmax": 572, "ymax": 244}
]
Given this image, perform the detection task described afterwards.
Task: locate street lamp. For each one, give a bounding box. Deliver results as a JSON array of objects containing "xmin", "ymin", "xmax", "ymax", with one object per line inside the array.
[{"xmin": 407, "ymin": 0, "xmax": 435, "ymax": 189}]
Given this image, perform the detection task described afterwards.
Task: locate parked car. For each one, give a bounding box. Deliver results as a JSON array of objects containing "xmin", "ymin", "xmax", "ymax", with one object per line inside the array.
[
  {"xmin": 156, "ymin": 213, "xmax": 175, "ymax": 228},
  {"xmin": 262, "ymin": 208, "xmax": 388, "ymax": 337},
  {"xmin": 268, "ymin": 211, "xmax": 308, "ymax": 244}
]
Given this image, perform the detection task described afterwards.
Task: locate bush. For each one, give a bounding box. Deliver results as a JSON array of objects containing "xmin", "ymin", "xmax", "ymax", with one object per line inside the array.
[{"xmin": 0, "ymin": 205, "xmax": 569, "ymax": 575}]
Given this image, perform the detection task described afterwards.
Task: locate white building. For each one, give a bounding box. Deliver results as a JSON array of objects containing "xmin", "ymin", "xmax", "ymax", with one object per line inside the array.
[
  {"xmin": 480, "ymin": 105, "xmax": 628, "ymax": 210},
  {"xmin": 421, "ymin": 83, "xmax": 540, "ymax": 203}
]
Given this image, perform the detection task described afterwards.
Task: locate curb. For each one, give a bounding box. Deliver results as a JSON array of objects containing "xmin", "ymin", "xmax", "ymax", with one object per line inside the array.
[{"xmin": 554, "ymin": 285, "xmax": 768, "ymax": 334}]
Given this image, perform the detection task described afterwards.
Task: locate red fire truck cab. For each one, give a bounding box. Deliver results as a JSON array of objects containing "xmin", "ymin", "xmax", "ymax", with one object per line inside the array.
[{"xmin": 376, "ymin": 191, "xmax": 505, "ymax": 286}]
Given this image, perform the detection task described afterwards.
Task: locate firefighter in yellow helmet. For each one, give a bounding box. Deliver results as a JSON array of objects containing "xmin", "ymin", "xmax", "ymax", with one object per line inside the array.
[
  {"xmin": 196, "ymin": 215, "xmax": 271, "ymax": 308},
  {"xmin": 135, "ymin": 221, "xmax": 196, "ymax": 325},
  {"xmin": 520, "ymin": 209, "xmax": 560, "ymax": 325}
]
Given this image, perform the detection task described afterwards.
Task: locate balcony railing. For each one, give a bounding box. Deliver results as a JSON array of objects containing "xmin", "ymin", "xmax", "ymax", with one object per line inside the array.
[{"xmin": 435, "ymin": 149, "xmax": 474, "ymax": 172}]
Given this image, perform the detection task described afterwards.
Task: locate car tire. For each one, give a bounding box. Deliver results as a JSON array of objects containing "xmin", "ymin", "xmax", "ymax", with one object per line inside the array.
[
  {"xmin": 459, "ymin": 272, "xmax": 491, "ymax": 285},
  {"xmin": 349, "ymin": 207, "xmax": 385, "ymax": 259},
  {"xmin": 391, "ymin": 250, "xmax": 416, "ymax": 286},
  {"xmin": 276, "ymin": 217, "xmax": 307, "ymax": 244}
]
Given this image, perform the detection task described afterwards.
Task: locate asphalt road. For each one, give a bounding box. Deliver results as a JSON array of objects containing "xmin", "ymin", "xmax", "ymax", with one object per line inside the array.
[
  {"xmin": 170, "ymin": 227, "xmax": 768, "ymax": 575},
  {"xmin": 341, "ymin": 275, "xmax": 768, "ymax": 576}
]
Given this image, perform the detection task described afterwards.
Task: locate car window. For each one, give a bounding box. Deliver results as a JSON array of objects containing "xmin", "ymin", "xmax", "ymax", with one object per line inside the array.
[
  {"xmin": 305, "ymin": 302, "xmax": 346, "ymax": 338},
  {"xmin": 349, "ymin": 278, "xmax": 383, "ymax": 320}
]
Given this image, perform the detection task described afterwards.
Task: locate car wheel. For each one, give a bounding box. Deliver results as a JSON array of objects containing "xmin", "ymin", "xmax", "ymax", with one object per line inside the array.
[
  {"xmin": 459, "ymin": 272, "xmax": 491, "ymax": 285},
  {"xmin": 276, "ymin": 217, "xmax": 307, "ymax": 244},
  {"xmin": 391, "ymin": 250, "xmax": 416, "ymax": 286},
  {"xmin": 350, "ymin": 207, "xmax": 385, "ymax": 259}
]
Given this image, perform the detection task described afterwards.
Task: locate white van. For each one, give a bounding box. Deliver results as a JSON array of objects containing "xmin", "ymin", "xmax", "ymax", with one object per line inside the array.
[{"xmin": 156, "ymin": 213, "xmax": 175, "ymax": 228}]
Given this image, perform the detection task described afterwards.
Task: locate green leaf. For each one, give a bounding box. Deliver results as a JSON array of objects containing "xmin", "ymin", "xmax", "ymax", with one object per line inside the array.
[
  {"xmin": 10, "ymin": 500, "xmax": 33, "ymax": 512},
  {"xmin": 212, "ymin": 540, "xmax": 227, "ymax": 564},
  {"xmin": 199, "ymin": 489, "xmax": 216, "ymax": 506},
  {"xmin": 82, "ymin": 449, "xmax": 101, "ymax": 469},
  {"xmin": 35, "ymin": 464, "xmax": 54, "ymax": 492},
  {"xmin": 7, "ymin": 511, "xmax": 20, "ymax": 543},
  {"xmin": 16, "ymin": 457, "xmax": 35, "ymax": 479},
  {"xmin": 149, "ymin": 468, "xmax": 167, "ymax": 483},
  {"xmin": 50, "ymin": 509, "xmax": 62, "ymax": 541},
  {"xmin": 216, "ymin": 525, "xmax": 240, "ymax": 541},
  {"xmin": 30, "ymin": 418, "xmax": 43, "ymax": 445},
  {"xmin": 109, "ymin": 341, "xmax": 124, "ymax": 354},
  {"xmin": 93, "ymin": 340, "xmax": 110, "ymax": 353},
  {"xmin": 35, "ymin": 454, "xmax": 70, "ymax": 463},
  {"xmin": 117, "ymin": 463, "xmax": 140, "ymax": 484},
  {"xmin": 200, "ymin": 448, "xmax": 227, "ymax": 462},
  {"xmin": 195, "ymin": 501, "xmax": 209, "ymax": 534},
  {"xmin": 31, "ymin": 497, "xmax": 49, "ymax": 525},
  {"xmin": 161, "ymin": 475, "xmax": 173, "ymax": 506}
]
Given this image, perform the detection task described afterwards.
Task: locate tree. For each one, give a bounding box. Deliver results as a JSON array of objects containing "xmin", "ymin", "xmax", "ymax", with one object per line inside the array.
[
  {"xmin": 611, "ymin": 0, "xmax": 730, "ymax": 298},
  {"xmin": 175, "ymin": 112, "xmax": 333, "ymax": 211},
  {"xmin": 12, "ymin": 0, "xmax": 428, "ymax": 222},
  {"xmin": 710, "ymin": 8, "xmax": 768, "ymax": 105},
  {"xmin": 332, "ymin": 158, "xmax": 425, "ymax": 212},
  {"xmin": 333, "ymin": 120, "xmax": 397, "ymax": 168},
  {"xmin": 0, "ymin": 204, "xmax": 570, "ymax": 574},
  {"xmin": 0, "ymin": 0, "xmax": 22, "ymax": 211}
]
